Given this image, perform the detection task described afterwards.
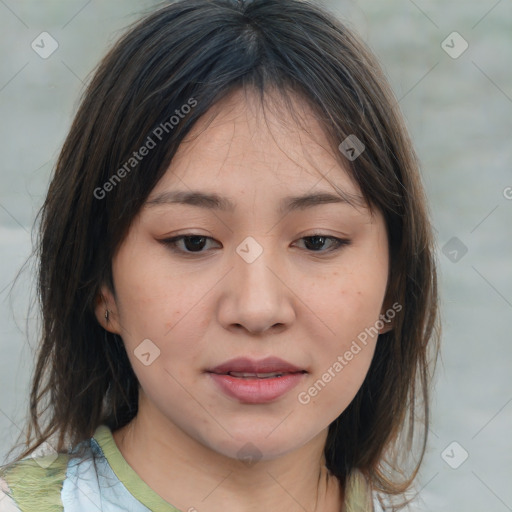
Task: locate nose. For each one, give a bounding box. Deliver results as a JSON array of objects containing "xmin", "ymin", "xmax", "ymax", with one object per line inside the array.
[{"xmin": 217, "ymin": 239, "xmax": 296, "ymax": 335}]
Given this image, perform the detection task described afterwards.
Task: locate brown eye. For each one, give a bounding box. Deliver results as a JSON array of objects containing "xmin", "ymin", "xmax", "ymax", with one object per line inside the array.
[
  {"xmin": 295, "ymin": 235, "xmax": 350, "ymax": 253},
  {"xmin": 161, "ymin": 235, "xmax": 221, "ymax": 254},
  {"xmin": 160, "ymin": 233, "xmax": 350, "ymax": 257}
]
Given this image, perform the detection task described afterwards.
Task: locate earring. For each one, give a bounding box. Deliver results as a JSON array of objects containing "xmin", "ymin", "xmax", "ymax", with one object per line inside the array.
[{"xmin": 105, "ymin": 309, "xmax": 109, "ymax": 323}]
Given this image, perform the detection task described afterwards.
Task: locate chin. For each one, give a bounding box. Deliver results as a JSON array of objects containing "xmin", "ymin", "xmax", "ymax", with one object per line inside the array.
[{"xmin": 205, "ymin": 427, "xmax": 313, "ymax": 464}]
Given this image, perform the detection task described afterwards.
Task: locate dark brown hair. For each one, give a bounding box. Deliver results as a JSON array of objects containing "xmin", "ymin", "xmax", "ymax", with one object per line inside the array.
[{"xmin": 9, "ymin": 0, "xmax": 440, "ymax": 507}]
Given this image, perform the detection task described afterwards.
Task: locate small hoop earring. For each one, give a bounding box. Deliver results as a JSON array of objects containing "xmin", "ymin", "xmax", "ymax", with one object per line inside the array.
[{"xmin": 105, "ymin": 309, "xmax": 109, "ymax": 323}]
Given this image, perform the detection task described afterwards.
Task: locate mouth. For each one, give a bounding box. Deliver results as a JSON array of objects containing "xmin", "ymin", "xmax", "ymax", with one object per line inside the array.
[
  {"xmin": 207, "ymin": 356, "xmax": 308, "ymax": 376},
  {"xmin": 218, "ymin": 371, "xmax": 306, "ymax": 379},
  {"xmin": 206, "ymin": 356, "xmax": 308, "ymax": 403}
]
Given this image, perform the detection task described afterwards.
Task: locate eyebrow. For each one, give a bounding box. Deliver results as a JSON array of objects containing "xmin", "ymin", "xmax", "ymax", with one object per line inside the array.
[{"xmin": 144, "ymin": 189, "xmax": 364, "ymax": 215}]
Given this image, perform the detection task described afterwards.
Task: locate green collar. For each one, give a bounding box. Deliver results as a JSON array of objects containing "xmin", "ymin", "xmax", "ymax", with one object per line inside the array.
[
  {"xmin": 93, "ymin": 425, "xmax": 181, "ymax": 512},
  {"xmin": 93, "ymin": 425, "xmax": 374, "ymax": 512}
]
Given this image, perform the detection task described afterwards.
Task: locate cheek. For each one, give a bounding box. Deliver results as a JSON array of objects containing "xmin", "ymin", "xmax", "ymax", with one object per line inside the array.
[
  {"xmin": 295, "ymin": 253, "xmax": 387, "ymax": 411},
  {"xmin": 111, "ymin": 254, "xmax": 214, "ymax": 391},
  {"xmin": 307, "ymin": 258, "xmax": 388, "ymax": 342},
  {"xmin": 112, "ymin": 238, "xmax": 195, "ymax": 337},
  {"xmin": 298, "ymin": 301, "xmax": 379, "ymax": 415}
]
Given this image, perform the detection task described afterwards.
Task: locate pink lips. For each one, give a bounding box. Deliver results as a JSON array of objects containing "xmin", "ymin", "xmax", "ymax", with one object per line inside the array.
[
  {"xmin": 209, "ymin": 356, "xmax": 305, "ymax": 375},
  {"xmin": 207, "ymin": 356, "xmax": 307, "ymax": 404}
]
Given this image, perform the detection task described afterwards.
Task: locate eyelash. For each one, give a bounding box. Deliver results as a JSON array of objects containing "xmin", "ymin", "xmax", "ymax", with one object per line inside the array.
[{"xmin": 160, "ymin": 234, "xmax": 351, "ymax": 256}]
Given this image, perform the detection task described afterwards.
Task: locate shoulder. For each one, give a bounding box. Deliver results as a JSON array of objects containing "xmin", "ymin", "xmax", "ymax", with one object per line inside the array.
[
  {"xmin": 1, "ymin": 475, "xmax": 21, "ymax": 512},
  {"xmin": 371, "ymin": 489, "xmax": 423, "ymax": 512},
  {"xmin": 344, "ymin": 470, "xmax": 402, "ymax": 512},
  {"xmin": 0, "ymin": 452, "xmax": 70, "ymax": 512},
  {"xmin": 0, "ymin": 438, "xmax": 98, "ymax": 512},
  {"xmin": 344, "ymin": 470, "xmax": 380, "ymax": 511}
]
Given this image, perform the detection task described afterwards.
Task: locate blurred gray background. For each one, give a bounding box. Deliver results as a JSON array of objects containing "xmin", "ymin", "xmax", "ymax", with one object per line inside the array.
[{"xmin": 1, "ymin": 1, "xmax": 511, "ymax": 511}]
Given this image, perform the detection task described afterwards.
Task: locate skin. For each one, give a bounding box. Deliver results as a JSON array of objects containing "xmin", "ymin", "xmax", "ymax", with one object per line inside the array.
[{"xmin": 96, "ymin": 87, "xmax": 392, "ymax": 512}]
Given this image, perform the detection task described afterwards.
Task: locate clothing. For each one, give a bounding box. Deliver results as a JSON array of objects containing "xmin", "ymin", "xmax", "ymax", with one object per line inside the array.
[{"xmin": 0, "ymin": 425, "xmax": 383, "ymax": 511}]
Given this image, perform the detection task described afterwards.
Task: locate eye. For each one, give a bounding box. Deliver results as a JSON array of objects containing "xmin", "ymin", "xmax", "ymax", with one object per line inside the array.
[
  {"xmin": 161, "ymin": 235, "xmax": 221, "ymax": 254},
  {"xmin": 160, "ymin": 233, "xmax": 350, "ymax": 256},
  {"xmin": 294, "ymin": 234, "xmax": 350, "ymax": 253}
]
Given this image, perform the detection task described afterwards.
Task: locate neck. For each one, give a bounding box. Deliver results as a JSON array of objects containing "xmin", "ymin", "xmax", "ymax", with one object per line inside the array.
[{"xmin": 113, "ymin": 403, "xmax": 343, "ymax": 512}]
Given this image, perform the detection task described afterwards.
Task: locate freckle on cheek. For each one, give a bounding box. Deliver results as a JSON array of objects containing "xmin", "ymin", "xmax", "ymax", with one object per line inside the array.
[{"xmin": 165, "ymin": 310, "xmax": 182, "ymax": 331}]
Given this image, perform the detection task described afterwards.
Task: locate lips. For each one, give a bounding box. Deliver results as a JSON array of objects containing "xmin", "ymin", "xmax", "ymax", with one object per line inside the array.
[
  {"xmin": 206, "ymin": 356, "xmax": 307, "ymax": 403},
  {"xmin": 208, "ymin": 356, "xmax": 307, "ymax": 377}
]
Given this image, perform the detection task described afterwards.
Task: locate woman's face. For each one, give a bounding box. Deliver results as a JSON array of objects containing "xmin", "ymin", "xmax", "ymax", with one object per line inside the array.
[{"xmin": 98, "ymin": 88, "xmax": 391, "ymax": 461}]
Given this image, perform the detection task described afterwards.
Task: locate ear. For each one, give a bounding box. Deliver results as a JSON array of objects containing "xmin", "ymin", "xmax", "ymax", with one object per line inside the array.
[
  {"xmin": 95, "ymin": 284, "xmax": 122, "ymax": 335},
  {"xmin": 378, "ymin": 297, "xmax": 398, "ymax": 335},
  {"xmin": 378, "ymin": 316, "xmax": 393, "ymax": 335}
]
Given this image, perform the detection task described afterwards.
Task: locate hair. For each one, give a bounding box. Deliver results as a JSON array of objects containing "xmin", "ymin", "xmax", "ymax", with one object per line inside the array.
[{"xmin": 8, "ymin": 0, "xmax": 440, "ymax": 508}]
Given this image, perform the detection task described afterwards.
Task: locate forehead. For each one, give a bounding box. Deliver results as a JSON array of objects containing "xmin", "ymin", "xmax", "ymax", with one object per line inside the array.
[{"xmin": 148, "ymin": 88, "xmax": 363, "ymax": 207}]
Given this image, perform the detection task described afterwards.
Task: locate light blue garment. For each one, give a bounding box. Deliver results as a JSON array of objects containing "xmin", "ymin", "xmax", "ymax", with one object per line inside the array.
[
  {"xmin": 1, "ymin": 426, "xmax": 180, "ymax": 512},
  {"xmin": 1, "ymin": 425, "xmax": 387, "ymax": 511},
  {"xmin": 61, "ymin": 437, "xmax": 153, "ymax": 512}
]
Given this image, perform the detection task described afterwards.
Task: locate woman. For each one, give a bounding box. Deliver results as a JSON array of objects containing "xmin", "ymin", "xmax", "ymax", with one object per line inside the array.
[{"xmin": 0, "ymin": 1, "xmax": 440, "ymax": 510}]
